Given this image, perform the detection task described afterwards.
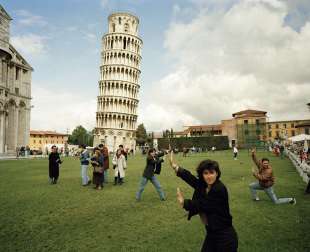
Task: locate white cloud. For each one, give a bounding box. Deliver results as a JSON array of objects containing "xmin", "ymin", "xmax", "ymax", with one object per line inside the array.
[
  {"xmin": 11, "ymin": 34, "xmax": 48, "ymax": 56},
  {"xmin": 15, "ymin": 9, "xmax": 47, "ymax": 27},
  {"xmin": 31, "ymin": 85, "xmax": 96, "ymax": 133},
  {"xmin": 139, "ymin": 0, "xmax": 310, "ymax": 131}
]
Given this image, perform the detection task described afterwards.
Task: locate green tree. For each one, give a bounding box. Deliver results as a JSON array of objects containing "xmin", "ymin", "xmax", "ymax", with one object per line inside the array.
[
  {"xmin": 136, "ymin": 123, "xmax": 148, "ymax": 146},
  {"xmin": 68, "ymin": 125, "xmax": 93, "ymax": 146}
]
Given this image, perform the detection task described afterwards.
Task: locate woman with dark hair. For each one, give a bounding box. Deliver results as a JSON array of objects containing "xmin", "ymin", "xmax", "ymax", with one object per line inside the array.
[
  {"xmin": 136, "ymin": 148, "xmax": 166, "ymax": 201},
  {"xmin": 169, "ymin": 152, "xmax": 238, "ymax": 252},
  {"xmin": 90, "ymin": 148, "xmax": 104, "ymax": 190},
  {"xmin": 112, "ymin": 148, "xmax": 127, "ymax": 185},
  {"xmin": 48, "ymin": 145, "xmax": 62, "ymax": 184}
]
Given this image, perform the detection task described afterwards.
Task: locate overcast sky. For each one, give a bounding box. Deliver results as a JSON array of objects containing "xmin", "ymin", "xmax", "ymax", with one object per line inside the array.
[{"xmin": 3, "ymin": 0, "xmax": 310, "ymax": 133}]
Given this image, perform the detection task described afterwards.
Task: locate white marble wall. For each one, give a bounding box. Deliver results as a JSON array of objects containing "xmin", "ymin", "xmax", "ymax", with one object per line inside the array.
[{"xmin": 94, "ymin": 13, "xmax": 141, "ymax": 151}]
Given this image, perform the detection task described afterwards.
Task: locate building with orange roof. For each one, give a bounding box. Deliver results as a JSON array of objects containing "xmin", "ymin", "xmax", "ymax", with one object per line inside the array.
[{"xmin": 29, "ymin": 130, "xmax": 69, "ymax": 151}]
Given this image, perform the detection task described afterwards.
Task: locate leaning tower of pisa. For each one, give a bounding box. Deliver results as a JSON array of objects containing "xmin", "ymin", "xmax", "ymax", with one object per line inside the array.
[{"xmin": 93, "ymin": 13, "xmax": 142, "ymax": 151}]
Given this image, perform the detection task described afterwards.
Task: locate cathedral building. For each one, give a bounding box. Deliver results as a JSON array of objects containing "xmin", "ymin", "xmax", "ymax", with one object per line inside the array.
[
  {"xmin": 0, "ymin": 5, "xmax": 33, "ymax": 155},
  {"xmin": 93, "ymin": 13, "xmax": 142, "ymax": 151}
]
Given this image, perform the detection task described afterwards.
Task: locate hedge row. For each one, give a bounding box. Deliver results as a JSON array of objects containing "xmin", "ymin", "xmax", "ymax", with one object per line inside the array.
[{"xmin": 157, "ymin": 136, "xmax": 229, "ymax": 150}]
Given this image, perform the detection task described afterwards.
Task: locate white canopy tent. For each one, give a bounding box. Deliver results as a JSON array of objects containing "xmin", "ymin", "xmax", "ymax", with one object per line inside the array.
[{"xmin": 288, "ymin": 134, "xmax": 310, "ymax": 142}]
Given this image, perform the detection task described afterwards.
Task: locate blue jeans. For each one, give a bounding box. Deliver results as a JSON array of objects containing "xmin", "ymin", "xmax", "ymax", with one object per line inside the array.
[
  {"xmin": 104, "ymin": 170, "xmax": 108, "ymax": 183},
  {"xmin": 249, "ymin": 182, "xmax": 292, "ymax": 204},
  {"xmin": 136, "ymin": 176, "xmax": 165, "ymax": 200},
  {"xmin": 81, "ymin": 165, "xmax": 90, "ymax": 185}
]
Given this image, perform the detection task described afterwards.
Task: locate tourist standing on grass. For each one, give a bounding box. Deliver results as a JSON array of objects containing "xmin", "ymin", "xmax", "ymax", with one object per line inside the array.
[
  {"xmin": 233, "ymin": 146, "xmax": 238, "ymax": 160},
  {"xmin": 249, "ymin": 148, "xmax": 296, "ymax": 204},
  {"xmin": 48, "ymin": 145, "xmax": 62, "ymax": 184},
  {"xmin": 91, "ymin": 148, "xmax": 104, "ymax": 190},
  {"xmin": 98, "ymin": 143, "xmax": 109, "ymax": 183},
  {"xmin": 169, "ymin": 151, "xmax": 238, "ymax": 252},
  {"xmin": 80, "ymin": 144, "xmax": 91, "ymax": 186},
  {"xmin": 119, "ymin": 144, "xmax": 128, "ymax": 161},
  {"xmin": 136, "ymin": 148, "xmax": 166, "ymax": 201},
  {"xmin": 112, "ymin": 149, "xmax": 127, "ymax": 185}
]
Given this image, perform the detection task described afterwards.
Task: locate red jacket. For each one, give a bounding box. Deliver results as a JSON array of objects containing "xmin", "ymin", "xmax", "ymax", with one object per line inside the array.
[{"xmin": 100, "ymin": 147, "xmax": 109, "ymax": 170}]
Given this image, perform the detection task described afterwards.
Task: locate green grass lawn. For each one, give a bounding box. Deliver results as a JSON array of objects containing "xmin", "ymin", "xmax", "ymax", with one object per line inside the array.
[{"xmin": 0, "ymin": 150, "xmax": 309, "ymax": 252}]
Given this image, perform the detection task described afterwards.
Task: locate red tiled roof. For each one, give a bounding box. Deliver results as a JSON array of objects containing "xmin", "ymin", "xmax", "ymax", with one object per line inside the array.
[
  {"xmin": 295, "ymin": 121, "xmax": 310, "ymax": 128},
  {"xmin": 30, "ymin": 130, "xmax": 68, "ymax": 136},
  {"xmin": 232, "ymin": 109, "xmax": 267, "ymax": 117},
  {"xmin": 174, "ymin": 131, "xmax": 187, "ymax": 135},
  {"xmin": 184, "ymin": 124, "xmax": 222, "ymax": 133}
]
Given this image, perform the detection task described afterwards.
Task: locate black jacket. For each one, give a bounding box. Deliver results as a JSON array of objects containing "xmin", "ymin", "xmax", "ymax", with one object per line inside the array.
[
  {"xmin": 177, "ymin": 167, "xmax": 233, "ymax": 232},
  {"xmin": 49, "ymin": 152, "xmax": 62, "ymax": 169},
  {"xmin": 142, "ymin": 152, "xmax": 165, "ymax": 179}
]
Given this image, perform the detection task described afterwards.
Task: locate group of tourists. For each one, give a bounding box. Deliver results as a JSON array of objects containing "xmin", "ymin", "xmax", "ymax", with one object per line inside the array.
[
  {"xmin": 47, "ymin": 143, "xmax": 299, "ymax": 252},
  {"xmin": 80, "ymin": 143, "xmax": 127, "ymax": 190}
]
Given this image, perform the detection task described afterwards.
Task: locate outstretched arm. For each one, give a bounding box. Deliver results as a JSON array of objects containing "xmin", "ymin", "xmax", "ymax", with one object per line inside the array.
[
  {"xmin": 251, "ymin": 148, "xmax": 260, "ymax": 168},
  {"xmin": 169, "ymin": 151, "xmax": 198, "ymax": 189}
]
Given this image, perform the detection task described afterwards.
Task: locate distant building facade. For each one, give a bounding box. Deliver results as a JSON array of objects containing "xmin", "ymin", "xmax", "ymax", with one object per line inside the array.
[
  {"xmin": 0, "ymin": 5, "xmax": 33, "ymax": 155},
  {"xmin": 29, "ymin": 130, "xmax": 68, "ymax": 151},
  {"xmin": 183, "ymin": 124, "xmax": 222, "ymax": 137},
  {"xmin": 181, "ymin": 109, "xmax": 267, "ymax": 148},
  {"xmin": 294, "ymin": 121, "xmax": 310, "ymax": 136},
  {"xmin": 149, "ymin": 108, "xmax": 310, "ymax": 149},
  {"xmin": 232, "ymin": 110, "xmax": 267, "ymax": 148}
]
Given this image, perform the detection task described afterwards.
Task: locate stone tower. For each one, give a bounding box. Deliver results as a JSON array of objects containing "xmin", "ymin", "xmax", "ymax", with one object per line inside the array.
[{"xmin": 93, "ymin": 13, "xmax": 142, "ymax": 151}]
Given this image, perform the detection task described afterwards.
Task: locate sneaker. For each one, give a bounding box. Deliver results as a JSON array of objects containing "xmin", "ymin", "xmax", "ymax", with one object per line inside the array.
[
  {"xmin": 289, "ymin": 198, "xmax": 296, "ymax": 205},
  {"xmin": 253, "ymin": 197, "xmax": 260, "ymax": 201}
]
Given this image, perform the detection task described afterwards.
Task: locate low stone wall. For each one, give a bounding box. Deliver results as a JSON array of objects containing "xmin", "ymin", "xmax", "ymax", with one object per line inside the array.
[{"xmin": 286, "ymin": 150, "xmax": 310, "ymax": 183}]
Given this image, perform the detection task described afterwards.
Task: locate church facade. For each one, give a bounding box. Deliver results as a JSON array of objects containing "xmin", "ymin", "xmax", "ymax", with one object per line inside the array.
[{"xmin": 0, "ymin": 5, "xmax": 33, "ymax": 155}]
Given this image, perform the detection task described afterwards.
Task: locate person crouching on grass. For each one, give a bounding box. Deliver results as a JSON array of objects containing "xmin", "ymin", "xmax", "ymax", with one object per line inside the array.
[
  {"xmin": 112, "ymin": 148, "xmax": 127, "ymax": 185},
  {"xmin": 249, "ymin": 148, "xmax": 296, "ymax": 204},
  {"xmin": 136, "ymin": 148, "xmax": 166, "ymax": 201},
  {"xmin": 169, "ymin": 151, "xmax": 238, "ymax": 252}
]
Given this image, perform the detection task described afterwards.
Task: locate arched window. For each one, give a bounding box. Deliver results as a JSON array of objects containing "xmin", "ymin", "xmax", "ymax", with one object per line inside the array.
[
  {"xmin": 119, "ymin": 17, "xmax": 121, "ymax": 25},
  {"xmin": 124, "ymin": 23, "xmax": 129, "ymax": 32},
  {"xmin": 123, "ymin": 37, "xmax": 126, "ymax": 49},
  {"xmin": 112, "ymin": 23, "xmax": 115, "ymax": 32}
]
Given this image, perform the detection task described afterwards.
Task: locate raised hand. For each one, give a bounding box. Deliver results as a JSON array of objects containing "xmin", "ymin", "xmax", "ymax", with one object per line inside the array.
[
  {"xmin": 176, "ymin": 187, "xmax": 184, "ymax": 207},
  {"xmin": 169, "ymin": 151, "xmax": 178, "ymax": 171},
  {"xmin": 251, "ymin": 147, "xmax": 256, "ymax": 154}
]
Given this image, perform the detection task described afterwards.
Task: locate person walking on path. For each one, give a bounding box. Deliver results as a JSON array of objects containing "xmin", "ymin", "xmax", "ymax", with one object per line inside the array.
[
  {"xmin": 99, "ymin": 143, "xmax": 109, "ymax": 183},
  {"xmin": 169, "ymin": 151, "xmax": 238, "ymax": 252},
  {"xmin": 48, "ymin": 145, "xmax": 62, "ymax": 184},
  {"xmin": 80, "ymin": 144, "xmax": 91, "ymax": 186},
  {"xmin": 249, "ymin": 148, "xmax": 296, "ymax": 204},
  {"xmin": 136, "ymin": 148, "xmax": 166, "ymax": 201},
  {"xmin": 233, "ymin": 146, "xmax": 238, "ymax": 160},
  {"xmin": 112, "ymin": 149, "xmax": 127, "ymax": 185}
]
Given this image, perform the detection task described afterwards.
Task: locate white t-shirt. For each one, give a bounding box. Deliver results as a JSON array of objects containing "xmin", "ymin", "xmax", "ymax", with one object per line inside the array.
[{"xmin": 233, "ymin": 147, "xmax": 238, "ymax": 153}]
